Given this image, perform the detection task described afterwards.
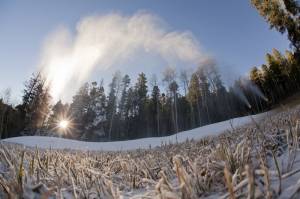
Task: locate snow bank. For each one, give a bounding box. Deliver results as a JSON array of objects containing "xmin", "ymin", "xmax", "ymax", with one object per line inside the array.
[{"xmin": 2, "ymin": 112, "xmax": 266, "ymax": 151}]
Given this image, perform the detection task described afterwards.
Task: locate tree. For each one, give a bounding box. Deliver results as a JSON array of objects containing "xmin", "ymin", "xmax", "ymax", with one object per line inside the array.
[
  {"xmin": 21, "ymin": 73, "xmax": 51, "ymax": 134},
  {"xmin": 0, "ymin": 89, "xmax": 11, "ymax": 138},
  {"xmin": 69, "ymin": 82, "xmax": 90, "ymax": 137},
  {"xmin": 197, "ymin": 67, "xmax": 211, "ymax": 124},
  {"xmin": 0, "ymin": 100, "xmax": 23, "ymax": 139},
  {"xmin": 286, "ymin": 50, "xmax": 300, "ymax": 88},
  {"xmin": 119, "ymin": 75, "xmax": 131, "ymax": 120},
  {"xmin": 187, "ymin": 73, "xmax": 202, "ymax": 127},
  {"xmin": 93, "ymin": 81, "xmax": 107, "ymax": 126},
  {"xmin": 251, "ymin": 0, "xmax": 300, "ymax": 53},
  {"xmin": 150, "ymin": 85, "xmax": 161, "ymax": 136},
  {"xmin": 208, "ymin": 65, "xmax": 229, "ymax": 120},
  {"xmin": 163, "ymin": 67, "xmax": 179, "ymax": 135},
  {"xmin": 47, "ymin": 100, "xmax": 69, "ymax": 129},
  {"xmin": 169, "ymin": 81, "xmax": 179, "ymax": 134},
  {"xmin": 88, "ymin": 81, "xmax": 106, "ymax": 125},
  {"xmin": 248, "ymin": 48, "xmax": 300, "ymax": 111},
  {"xmin": 250, "ymin": 67, "xmax": 262, "ymax": 88},
  {"xmin": 180, "ymin": 69, "xmax": 190, "ymax": 96},
  {"xmin": 106, "ymin": 71, "xmax": 122, "ymax": 139},
  {"xmin": 135, "ymin": 73, "xmax": 149, "ymax": 137},
  {"xmin": 124, "ymin": 87, "xmax": 136, "ymax": 138}
]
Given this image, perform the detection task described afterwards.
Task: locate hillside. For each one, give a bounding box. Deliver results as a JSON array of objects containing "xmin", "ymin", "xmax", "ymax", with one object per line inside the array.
[{"xmin": 2, "ymin": 112, "xmax": 266, "ymax": 151}]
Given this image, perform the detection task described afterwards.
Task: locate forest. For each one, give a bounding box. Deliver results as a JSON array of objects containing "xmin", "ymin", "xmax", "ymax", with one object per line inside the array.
[{"xmin": 0, "ymin": 0, "xmax": 299, "ymax": 141}]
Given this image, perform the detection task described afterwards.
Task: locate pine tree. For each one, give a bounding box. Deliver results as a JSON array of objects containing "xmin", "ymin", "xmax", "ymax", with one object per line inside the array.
[
  {"xmin": 106, "ymin": 71, "xmax": 122, "ymax": 139},
  {"xmin": 87, "ymin": 82, "xmax": 99, "ymax": 127},
  {"xmin": 69, "ymin": 83, "xmax": 90, "ymax": 137},
  {"xmin": 150, "ymin": 85, "xmax": 161, "ymax": 136},
  {"xmin": 286, "ymin": 50, "xmax": 300, "ymax": 89},
  {"xmin": 197, "ymin": 68, "xmax": 211, "ymax": 124},
  {"xmin": 124, "ymin": 87, "xmax": 136, "ymax": 138},
  {"xmin": 169, "ymin": 80, "xmax": 179, "ymax": 134},
  {"xmin": 187, "ymin": 73, "xmax": 201, "ymax": 127},
  {"xmin": 163, "ymin": 67, "xmax": 179, "ymax": 135},
  {"xmin": 0, "ymin": 89, "xmax": 11, "ymax": 138},
  {"xmin": 209, "ymin": 66, "xmax": 228, "ymax": 120},
  {"xmin": 94, "ymin": 81, "xmax": 107, "ymax": 125},
  {"xmin": 22, "ymin": 73, "xmax": 51, "ymax": 134},
  {"xmin": 47, "ymin": 100, "xmax": 69, "ymax": 130},
  {"xmin": 135, "ymin": 73, "xmax": 148, "ymax": 137},
  {"xmin": 251, "ymin": 0, "xmax": 300, "ymax": 53},
  {"xmin": 119, "ymin": 75, "xmax": 131, "ymax": 120}
]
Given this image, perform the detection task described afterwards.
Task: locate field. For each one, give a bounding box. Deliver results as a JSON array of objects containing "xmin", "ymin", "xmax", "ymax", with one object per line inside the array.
[
  {"xmin": 1, "ymin": 106, "xmax": 300, "ymax": 198},
  {"xmin": 2, "ymin": 111, "xmax": 265, "ymax": 151}
]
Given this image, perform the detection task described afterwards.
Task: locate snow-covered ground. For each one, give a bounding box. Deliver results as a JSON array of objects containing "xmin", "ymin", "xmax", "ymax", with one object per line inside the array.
[
  {"xmin": 2, "ymin": 112, "xmax": 267, "ymax": 151},
  {"xmin": 1, "ymin": 106, "xmax": 299, "ymax": 198}
]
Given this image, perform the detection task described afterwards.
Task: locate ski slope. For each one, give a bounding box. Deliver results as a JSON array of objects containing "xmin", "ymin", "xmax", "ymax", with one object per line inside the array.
[{"xmin": 2, "ymin": 112, "xmax": 267, "ymax": 151}]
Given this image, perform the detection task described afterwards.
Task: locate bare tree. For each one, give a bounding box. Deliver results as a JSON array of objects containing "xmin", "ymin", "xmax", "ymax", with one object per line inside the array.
[{"xmin": 180, "ymin": 69, "xmax": 191, "ymax": 96}]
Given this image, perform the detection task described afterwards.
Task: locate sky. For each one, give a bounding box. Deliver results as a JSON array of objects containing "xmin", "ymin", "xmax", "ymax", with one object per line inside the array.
[{"xmin": 0, "ymin": 0, "xmax": 290, "ymax": 103}]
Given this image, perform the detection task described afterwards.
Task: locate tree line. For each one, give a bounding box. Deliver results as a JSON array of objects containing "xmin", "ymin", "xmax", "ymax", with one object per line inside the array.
[
  {"xmin": 0, "ymin": 53, "xmax": 296, "ymax": 141},
  {"xmin": 0, "ymin": 0, "xmax": 299, "ymax": 141}
]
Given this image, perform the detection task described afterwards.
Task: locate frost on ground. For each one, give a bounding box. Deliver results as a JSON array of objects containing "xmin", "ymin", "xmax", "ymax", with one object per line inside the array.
[{"xmin": 1, "ymin": 107, "xmax": 300, "ymax": 198}]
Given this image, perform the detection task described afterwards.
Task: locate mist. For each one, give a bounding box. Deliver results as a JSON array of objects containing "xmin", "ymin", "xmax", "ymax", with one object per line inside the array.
[{"xmin": 38, "ymin": 11, "xmax": 208, "ymax": 102}]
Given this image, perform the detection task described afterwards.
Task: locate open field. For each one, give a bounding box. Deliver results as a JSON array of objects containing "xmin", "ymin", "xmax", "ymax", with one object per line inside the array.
[
  {"xmin": 1, "ymin": 0, "xmax": 299, "ymax": 198},
  {"xmin": 1, "ymin": 103, "xmax": 300, "ymax": 198}
]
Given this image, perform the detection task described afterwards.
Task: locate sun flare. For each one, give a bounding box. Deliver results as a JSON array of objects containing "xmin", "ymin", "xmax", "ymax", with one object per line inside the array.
[{"xmin": 59, "ymin": 120, "xmax": 69, "ymax": 129}]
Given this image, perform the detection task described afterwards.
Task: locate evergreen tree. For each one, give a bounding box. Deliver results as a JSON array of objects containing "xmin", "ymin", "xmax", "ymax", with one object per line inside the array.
[
  {"xmin": 197, "ymin": 68, "xmax": 211, "ymax": 124},
  {"xmin": 135, "ymin": 73, "xmax": 148, "ymax": 137},
  {"xmin": 119, "ymin": 75, "xmax": 131, "ymax": 120},
  {"xmin": 90, "ymin": 81, "xmax": 105, "ymax": 120},
  {"xmin": 163, "ymin": 67, "xmax": 179, "ymax": 135},
  {"xmin": 47, "ymin": 100, "xmax": 69, "ymax": 129},
  {"xmin": 251, "ymin": 0, "xmax": 300, "ymax": 53},
  {"xmin": 106, "ymin": 71, "xmax": 122, "ymax": 139},
  {"xmin": 150, "ymin": 85, "xmax": 161, "ymax": 136},
  {"xmin": 187, "ymin": 73, "xmax": 202, "ymax": 127},
  {"xmin": 69, "ymin": 83, "xmax": 90, "ymax": 137},
  {"xmin": 169, "ymin": 80, "xmax": 179, "ymax": 134},
  {"xmin": 124, "ymin": 87, "xmax": 136, "ymax": 138},
  {"xmin": 209, "ymin": 66, "xmax": 228, "ymax": 120},
  {"xmin": 94, "ymin": 81, "xmax": 107, "ymax": 125},
  {"xmin": 0, "ymin": 89, "xmax": 11, "ymax": 138},
  {"xmin": 21, "ymin": 73, "xmax": 51, "ymax": 134}
]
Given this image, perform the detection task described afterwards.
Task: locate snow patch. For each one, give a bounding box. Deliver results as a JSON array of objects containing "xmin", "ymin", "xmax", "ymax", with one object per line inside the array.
[{"xmin": 2, "ymin": 112, "xmax": 266, "ymax": 151}]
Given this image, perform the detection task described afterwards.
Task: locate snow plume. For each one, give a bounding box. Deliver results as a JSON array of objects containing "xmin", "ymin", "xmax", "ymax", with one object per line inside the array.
[
  {"xmin": 233, "ymin": 86, "xmax": 251, "ymax": 109},
  {"xmin": 232, "ymin": 78, "xmax": 268, "ymax": 109},
  {"xmin": 240, "ymin": 78, "xmax": 268, "ymax": 102},
  {"xmin": 38, "ymin": 11, "xmax": 208, "ymax": 102}
]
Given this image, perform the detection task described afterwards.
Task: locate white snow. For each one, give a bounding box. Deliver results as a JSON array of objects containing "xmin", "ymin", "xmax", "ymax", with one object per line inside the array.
[{"xmin": 2, "ymin": 112, "xmax": 267, "ymax": 151}]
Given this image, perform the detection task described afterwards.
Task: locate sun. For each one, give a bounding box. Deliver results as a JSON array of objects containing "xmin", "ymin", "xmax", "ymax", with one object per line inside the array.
[
  {"xmin": 59, "ymin": 120, "xmax": 69, "ymax": 129},
  {"xmin": 53, "ymin": 117, "xmax": 74, "ymax": 137}
]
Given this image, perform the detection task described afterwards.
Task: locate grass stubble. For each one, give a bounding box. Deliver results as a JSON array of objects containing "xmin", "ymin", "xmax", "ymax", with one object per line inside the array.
[{"xmin": 1, "ymin": 107, "xmax": 300, "ymax": 198}]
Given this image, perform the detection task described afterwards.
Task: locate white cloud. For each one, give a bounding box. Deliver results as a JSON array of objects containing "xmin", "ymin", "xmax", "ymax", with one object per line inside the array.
[{"xmin": 39, "ymin": 11, "xmax": 208, "ymax": 101}]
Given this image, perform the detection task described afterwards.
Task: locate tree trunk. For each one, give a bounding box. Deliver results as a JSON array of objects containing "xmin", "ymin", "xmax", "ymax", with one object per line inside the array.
[{"xmin": 156, "ymin": 100, "xmax": 160, "ymax": 137}]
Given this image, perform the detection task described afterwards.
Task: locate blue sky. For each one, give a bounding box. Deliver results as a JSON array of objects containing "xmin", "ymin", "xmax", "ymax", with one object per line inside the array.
[{"xmin": 0, "ymin": 0, "xmax": 290, "ymax": 103}]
